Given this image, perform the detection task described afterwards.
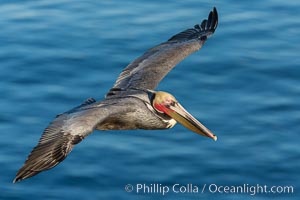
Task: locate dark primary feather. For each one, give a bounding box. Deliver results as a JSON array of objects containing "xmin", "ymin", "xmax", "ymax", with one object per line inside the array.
[
  {"xmin": 108, "ymin": 7, "xmax": 218, "ymax": 94},
  {"xmin": 169, "ymin": 7, "xmax": 218, "ymax": 41}
]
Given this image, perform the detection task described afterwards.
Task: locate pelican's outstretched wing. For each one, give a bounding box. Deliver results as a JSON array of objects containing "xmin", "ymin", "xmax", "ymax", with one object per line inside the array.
[
  {"xmin": 13, "ymin": 98, "xmax": 118, "ymax": 183},
  {"xmin": 108, "ymin": 7, "xmax": 218, "ymax": 94}
]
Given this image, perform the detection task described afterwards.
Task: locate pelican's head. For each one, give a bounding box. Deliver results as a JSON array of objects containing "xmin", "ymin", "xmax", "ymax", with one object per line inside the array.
[{"xmin": 152, "ymin": 91, "xmax": 217, "ymax": 141}]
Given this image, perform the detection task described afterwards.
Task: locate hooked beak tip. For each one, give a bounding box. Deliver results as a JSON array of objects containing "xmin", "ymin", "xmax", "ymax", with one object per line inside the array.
[{"xmin": 212, "ymin": 135, "xmax": 217, "ymax": 141}]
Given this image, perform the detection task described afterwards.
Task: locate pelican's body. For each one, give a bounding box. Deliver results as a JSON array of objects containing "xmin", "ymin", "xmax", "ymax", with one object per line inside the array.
[
  {"xmin": 14, "ymin": 8, "xmax": 219, "ymax": 183},
  {"xmin": 88, "ymin": 90, "xmax": 176, "ymax": 131}
]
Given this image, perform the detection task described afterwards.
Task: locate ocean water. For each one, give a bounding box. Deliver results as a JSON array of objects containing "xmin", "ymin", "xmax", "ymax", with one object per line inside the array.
[{"xmin": 0, "ymin": 0, "xmax": 299, "ymax": 199}]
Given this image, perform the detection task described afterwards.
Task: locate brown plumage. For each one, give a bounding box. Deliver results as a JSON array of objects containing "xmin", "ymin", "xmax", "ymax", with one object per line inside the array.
[{"xmin": 14, "ymin": 7, "xmax": 218, "ymax": 183}]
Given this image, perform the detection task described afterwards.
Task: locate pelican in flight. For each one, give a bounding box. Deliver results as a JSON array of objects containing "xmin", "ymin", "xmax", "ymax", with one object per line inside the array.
[{"xmin": 14, "ymin": 7, "xmax": 218, "ymax": 183}]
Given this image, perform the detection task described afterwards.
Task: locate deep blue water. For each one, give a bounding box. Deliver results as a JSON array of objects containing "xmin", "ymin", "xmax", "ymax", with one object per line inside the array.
[{"xmin": 1, "ymin": 0, "xmax": 299, "ymax": 199}]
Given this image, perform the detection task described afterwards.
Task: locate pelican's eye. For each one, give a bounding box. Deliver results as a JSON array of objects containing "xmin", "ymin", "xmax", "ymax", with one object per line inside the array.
[{"xmin": 170, "ymin": 101, "xmax": 176, "ymax": 107}]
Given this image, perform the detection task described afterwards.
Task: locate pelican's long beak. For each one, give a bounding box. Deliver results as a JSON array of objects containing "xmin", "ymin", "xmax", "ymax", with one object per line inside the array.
[{"xmin": 161, "ymin": 102, "xmax": 217, "ymax": 141}]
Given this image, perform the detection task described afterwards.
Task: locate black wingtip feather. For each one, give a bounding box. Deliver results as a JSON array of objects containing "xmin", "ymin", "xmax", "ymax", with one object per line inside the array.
[{"xmin": 168, "ymin": 7, "xmax": 218, "ymax": 42}]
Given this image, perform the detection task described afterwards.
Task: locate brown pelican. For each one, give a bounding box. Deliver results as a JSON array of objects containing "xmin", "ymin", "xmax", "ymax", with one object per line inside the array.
[{"xmin": 14, "ymin": 7, "xmax": 218, "ymax": 183}]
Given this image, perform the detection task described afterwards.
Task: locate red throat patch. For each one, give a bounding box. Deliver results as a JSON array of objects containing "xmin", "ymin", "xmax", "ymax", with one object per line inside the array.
[{"xmin": 154, "ymin": 103, "xmax": 173, "ymax": 114}]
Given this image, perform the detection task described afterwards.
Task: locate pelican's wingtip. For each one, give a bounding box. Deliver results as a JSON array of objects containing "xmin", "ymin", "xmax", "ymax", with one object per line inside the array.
[
  {"xmin": 212, "ymin": 7, "xmax": 218, "ymax": 31},
  {"xmin": 13, "ymin": 177, "xmax": 19, "ymax": 184},
  {"xmin": 13, "ymin": 174, "xmax": 25, "ymax": 183},
  {"xmin": 195, "ymin": 6, "xmax": 218, "ymax": 41},
  {"xmin": 213, "ymin": 7, "xmax": 217, "ymax": 14},
  {"xmin": 168, "ymin": 7, "xmax": 219, "ymax": 42}
]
